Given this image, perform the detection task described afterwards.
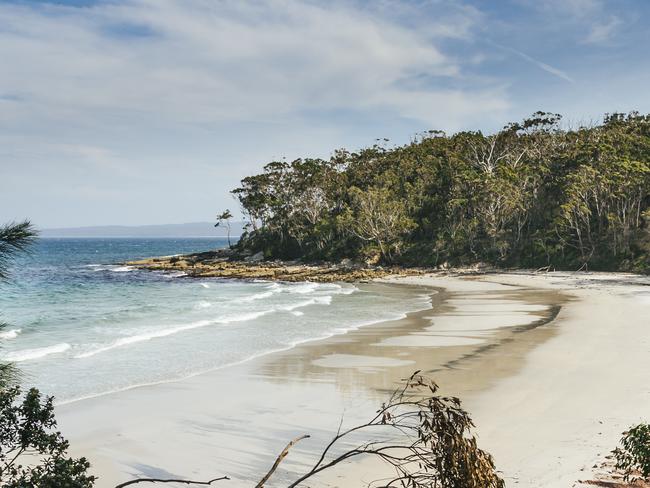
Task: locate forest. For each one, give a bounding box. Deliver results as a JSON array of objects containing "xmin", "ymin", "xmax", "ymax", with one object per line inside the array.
[{"xmin": 232, "ymin": 112, "xmax": 650, "ymax": 273}]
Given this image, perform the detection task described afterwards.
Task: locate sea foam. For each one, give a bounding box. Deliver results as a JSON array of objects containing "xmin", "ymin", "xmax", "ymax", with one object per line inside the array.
[
  {"xmin": 74, "ymin": 310, "xmax": 273, "ymax": 359},
  {"xmin": 0, "ymin": 328, "xmax": 21, "ymax": 340},
  {"xmin": 241, "ymin": 290, "xmax": 275, "ymax": 302},
  {"xmin": 286, "ymin": 282, "xmax": 320, "ymax": 294},
  {"xmin": 4, "ymin": 343, "xmax": 70, "ymax": 362}
]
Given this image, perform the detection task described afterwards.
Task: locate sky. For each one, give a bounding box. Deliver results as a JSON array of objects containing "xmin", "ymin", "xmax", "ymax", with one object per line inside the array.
[{"xmin": 1, "ymin": 0, "xmax": 649, "ymax": 228}]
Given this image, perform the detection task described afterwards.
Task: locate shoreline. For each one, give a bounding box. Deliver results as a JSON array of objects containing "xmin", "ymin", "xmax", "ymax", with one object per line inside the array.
[
  {"xmin": 125, "ymin": 248, "xmax": 649, "ymax": 284},
  {"xmin": 54, "ymin": 282, "xmax": 433, "ymax": 407},
  {"xmin": 57, "ymin": 281, "xmax": 443, "ymax": 486},
  {"xmin": 57, "ymin": 271, "xmax": 649, "ymax": 487}
]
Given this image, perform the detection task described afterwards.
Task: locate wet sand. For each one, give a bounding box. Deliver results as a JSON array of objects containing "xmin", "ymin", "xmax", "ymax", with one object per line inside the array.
[{"xmin": 57, "ymin": 272, "xmax": 650, "ymax": 487}]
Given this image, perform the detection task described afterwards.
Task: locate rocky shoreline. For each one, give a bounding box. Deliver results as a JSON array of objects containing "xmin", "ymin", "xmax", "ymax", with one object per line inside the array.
[{"xmin": 126, "ymin": 249, "xmax": 428, "ymax": 282}]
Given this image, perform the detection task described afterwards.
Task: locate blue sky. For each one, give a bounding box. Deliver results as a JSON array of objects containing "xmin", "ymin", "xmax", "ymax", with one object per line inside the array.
[{"xmin": 1, "ymin": 0, "xmax": 649, "ymax": 227}]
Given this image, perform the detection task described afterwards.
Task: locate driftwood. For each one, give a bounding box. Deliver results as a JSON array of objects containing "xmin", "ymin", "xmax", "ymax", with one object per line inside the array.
[
  {"xmin": 580, "ymin": 481, "xmax": 650, "ymax": 487},
  {"xmin": 255, "ymin": 435, "xmax": 310, "ymax": 488},
  {"xmin": 115, "ymin": 476, "xmax": 229, "ymax": 487}
]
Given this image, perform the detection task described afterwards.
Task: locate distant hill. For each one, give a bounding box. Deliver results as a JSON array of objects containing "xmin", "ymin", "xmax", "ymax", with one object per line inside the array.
[{"xmin": 40, "ymin": 222, "xmax": 245, "ymax": 238}]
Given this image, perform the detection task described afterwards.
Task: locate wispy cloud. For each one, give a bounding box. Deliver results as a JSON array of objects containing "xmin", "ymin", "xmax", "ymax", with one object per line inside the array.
[
  {"xmin": 518, "ymin": 0, "xmax": 624, "ymax": 45},
  {"xmin": 0, "ymin": 0, "xmax": 512, "ymax": 226},
  {"xmin": 2, "ymin": 0, "xmax": 647, "ymax": 227},
  {"xmin": 493, "ymin": 43, "xmax": 574, "ymax": 83},
  {"xmin": 511, "ymin": 49, "xmax": 574, "ymax": 83},
  {"xmin": 521, "ymin": 0, "xmax": 602, "ymax": 18},
  {"xmin": 583, "ymin": 15, "xmax": 623, "ymax": 44}
]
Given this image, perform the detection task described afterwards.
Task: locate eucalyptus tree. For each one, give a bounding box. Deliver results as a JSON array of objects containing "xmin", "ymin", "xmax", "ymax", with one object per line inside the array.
[
  {"xmin": 231, "ymin": 111, "xmax": 650, "ymax": 272},
  {"xmin": 341, "ymin": 186, "xmax": 416, "ymax": 263}
]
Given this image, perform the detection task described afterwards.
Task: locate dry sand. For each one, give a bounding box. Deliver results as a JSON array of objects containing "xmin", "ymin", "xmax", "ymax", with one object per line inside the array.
[
  {"xmin": 384, "ymin": 272, "xmax": 650, "ymax": 488},
  {"xmin": 57, "ymin": 272, "xmax": 650, "ymax": 487}
]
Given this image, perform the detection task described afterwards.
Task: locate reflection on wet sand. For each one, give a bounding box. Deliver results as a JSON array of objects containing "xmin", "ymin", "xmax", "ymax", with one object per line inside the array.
[
  {"xmin": 59, "ymin": 279, "xmax": 570, "ymax": 487},
  {"xmin": 255, "ymin": 282, "xmax": 568, "ymax": 401}
]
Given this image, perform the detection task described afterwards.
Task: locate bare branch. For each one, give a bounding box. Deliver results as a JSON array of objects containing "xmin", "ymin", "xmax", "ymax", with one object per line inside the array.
[
  {"xmin": 255, "ymin": 434, "xmax": 310, "ymax": 488},
  {"xmin": 114, "ymin": 476, "xmax": 229, "ymax": 487},
  {"xmin": 285, "ymin": 372, "xmax": 503, "ymax": 488}
]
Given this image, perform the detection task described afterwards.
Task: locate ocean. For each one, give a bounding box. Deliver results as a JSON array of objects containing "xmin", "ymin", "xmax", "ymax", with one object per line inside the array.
[{"xmin": 0, "ymin": 238, "xmax": 430, "ymax": 403}]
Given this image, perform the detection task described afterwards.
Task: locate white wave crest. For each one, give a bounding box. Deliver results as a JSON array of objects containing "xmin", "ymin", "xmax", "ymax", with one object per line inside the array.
[
  {"xmin": 285, "ymin": 282, "xmax": 320, "ymax": 294},
  {"xmin": 4, "ymin": 343, "xmax": 70, "ymax": 362},
  {"xmin": 75, "ymin": 310, "xmax": 272, "ymax": 359},
  {"xmin": 200, "ymin": 283, "xmax": 210, "ymax": 289},
  {"xmin": 0, "ymin": 328, "xmax": 21, "ymax": 340},
  {"xmin": 194, "ymin": 300, "xmax": 212, "ymax": 309},
  {"xmin": 241, "ymin": 290, "xmax": 275, "ymax": 302},
  {"xmin": 90, "ymin": 265, "xmax": 134, "ymax": 273},
  {"xmin": 276, "ymin": 295, "xmax": 333, "ymax": 312},
  {"xmin": 110, "ymin": 266, "xmax": 134, "ymax": 272},
  {"xmin": 75, "ymin": 321, "xmax": 214, "ymax": 359},
  {"xmin": 161, "ymin": 271, "xmax": 187, "ymax": 278},
  {"xmin": 219, "ymin": 310, "xmax": 271, "ymax": 323},
  {"xmin": 336, "ymin": 285, "xmax": 358, "ymax": 295},
  {"xmin": 315, "ymin": 295, "xmax": 333, "ymax": 305}
]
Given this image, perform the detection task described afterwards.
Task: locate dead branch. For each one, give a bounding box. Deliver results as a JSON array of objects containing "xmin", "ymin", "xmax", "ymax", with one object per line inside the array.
[
  {"xmin": 255, "ymin": 434, "xmax": 310, "ymax": 488},
  {"xmin": 579, "ymin": 481, "xmax": 645, "ymax": 487},
  {"xmin": 115, "ymin": 372, "xmax": 502, "ymax": 488},
  {"xmin": 114, "ymin": 476, "xmax": 229, "ymax": 487},
  {"xmin": 282, "ymin": 371, "xmax": 503, "ymax": 488}
]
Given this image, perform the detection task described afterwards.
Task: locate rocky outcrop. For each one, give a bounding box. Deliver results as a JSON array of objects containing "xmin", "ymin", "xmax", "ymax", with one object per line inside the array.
[{"xmin": 126, "ymin": 249, "xmax": 426, "ymax": 282}]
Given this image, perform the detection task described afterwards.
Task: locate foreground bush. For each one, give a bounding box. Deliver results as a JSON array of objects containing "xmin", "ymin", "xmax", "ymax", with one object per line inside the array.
[
  {"xmin": 614, "ymin": 423, "xmax": 650, "ymax": 482},
  {"xmin": 0, "ymin": 386, "xmax": 96, "ymax": 487},
  {"xmin": 0, "ymin": 221, "xmax": 95, "ymax": 487}
]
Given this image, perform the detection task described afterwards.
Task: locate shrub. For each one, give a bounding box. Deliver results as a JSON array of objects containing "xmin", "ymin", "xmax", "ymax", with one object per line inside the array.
[
  {"xmin": 614, "ymin": 423, "xmax": 650, "ymax": 482},
  {"xmin": 0, "ymin": 386, "xmax": 96, "ymax": 487}
]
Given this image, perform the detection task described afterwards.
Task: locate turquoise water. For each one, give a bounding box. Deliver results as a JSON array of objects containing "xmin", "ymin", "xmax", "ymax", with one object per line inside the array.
[{"xmin": 0, "ymin": 238, "xmax": 430, "ymax": 402}]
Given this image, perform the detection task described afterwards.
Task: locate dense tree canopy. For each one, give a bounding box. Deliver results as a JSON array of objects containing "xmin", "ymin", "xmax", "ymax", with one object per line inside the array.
[{"xmin": 232, "ymin": 112, "xmax": 650, "ymax": 272}]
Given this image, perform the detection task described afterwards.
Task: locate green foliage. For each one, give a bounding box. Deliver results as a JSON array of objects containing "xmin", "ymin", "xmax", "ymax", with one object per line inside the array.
[
  {"xmin": 0, "ymin": 221, "xmax": 38, "ymax": 388},
  {"xmin": 215, "ymin": 209, "xmax": 233, "ymax": 223},
  {"xmin": 231, "ymin": 112, "xmax": 650, "ymax": 271},
  {"xmin": 215, "ymin": 209, "xmax": 234, "ymax": 246},
  {"xmin": 341, "ymin": 186, "xmax": 415, "ymax": 262},
  {"xmin": 0, "ymin": 221, "xmax": 37, "ymax": 281},
  {"xmin": 0, "ymin": 221, "xmax": 95, "ymax": 487},
  {"xmin": 283, "ymin": 372, "xmax": 504, "ymax": 488},
  {"xmin": 614, "ymin": 423, "xmax": 650, "ymax": 482},
  {"xmin": 0, "ymin": 386, "xmax": 96, "ymax": 487}
]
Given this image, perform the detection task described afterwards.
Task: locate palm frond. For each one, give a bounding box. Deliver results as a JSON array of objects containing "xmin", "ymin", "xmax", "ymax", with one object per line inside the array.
[{"xmin": 0, "ymin": 220, "xmax": 38, "ymax": 280}]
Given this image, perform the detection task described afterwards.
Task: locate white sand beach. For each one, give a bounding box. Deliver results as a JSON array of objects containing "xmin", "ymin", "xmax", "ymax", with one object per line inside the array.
[
  {"xmin": 387, "ymin": 272, "xmax": 650, "ymax": 488},
  {"xmin": 57, "ymin": 272, "xmax": 650, "ymax": 488}
]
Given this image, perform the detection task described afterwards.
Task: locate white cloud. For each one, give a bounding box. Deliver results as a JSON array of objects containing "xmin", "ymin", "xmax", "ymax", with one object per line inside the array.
[
  {"xmin": 0, "ymin": 0, "xmax": 514, "ymax": 226},
  {"xmin": 0, "ymin": 0, "xmax": 505, "ymax": 130}
]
